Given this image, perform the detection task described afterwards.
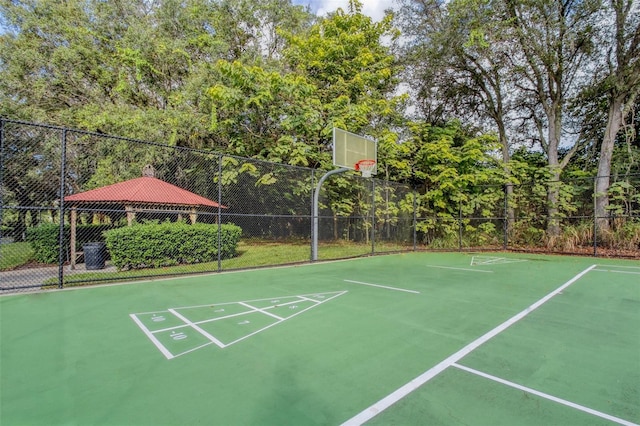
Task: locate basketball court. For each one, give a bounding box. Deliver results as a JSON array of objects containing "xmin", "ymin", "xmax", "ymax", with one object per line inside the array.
[{"xmin": 1, "ymin": 252, "xmax": 638, "ymax": 425}]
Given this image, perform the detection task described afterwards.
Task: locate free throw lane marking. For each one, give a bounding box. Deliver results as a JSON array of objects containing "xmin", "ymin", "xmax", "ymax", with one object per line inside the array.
[
  {"xmin": 341, "ymin": 265, "xmax": 597, "ymax": 425},
  {"xmin": 426, "ymin": 265, "xmax": 493, "ymax": 273},
  {"xmin": 344, "ymin": 280, "xmax": 419, "ymax": 294},
  {"xmin": 452, "ymin": 363, "xmax": 638, "ymax": 426},
  {"xmin": 470, "ymin": 256, "xmax": 527, "ymax": 266}
]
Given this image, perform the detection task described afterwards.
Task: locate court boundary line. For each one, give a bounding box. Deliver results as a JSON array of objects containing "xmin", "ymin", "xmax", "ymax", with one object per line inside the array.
[
  {"xmin": 341, "ymin": 264, "xmax": 597, "ymax": 425},
  {"xmin": 593, "ymin": 268, "xmax": 640, "ymax": 275},
  {"xmin": 596, "ymin": 264, "xmax": 640, "ymax": 269},
  {"xmin": 451, "ymin": 363, "xmax": 638, "ymax": 426},
  {"xmin": 344, "ymin": 279, "xmax": 420, "ymax": 294}
]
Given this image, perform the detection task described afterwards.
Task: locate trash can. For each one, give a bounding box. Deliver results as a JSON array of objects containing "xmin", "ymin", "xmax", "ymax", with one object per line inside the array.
[{"xmin": 83, "ymin": 242, "xmax": 107, "ymax": 270}]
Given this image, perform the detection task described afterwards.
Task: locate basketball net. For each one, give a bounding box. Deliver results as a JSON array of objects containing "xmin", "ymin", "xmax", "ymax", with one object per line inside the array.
[{"xmin": 355, "ymin": 159, "xmax": 376, "ymax": 178}]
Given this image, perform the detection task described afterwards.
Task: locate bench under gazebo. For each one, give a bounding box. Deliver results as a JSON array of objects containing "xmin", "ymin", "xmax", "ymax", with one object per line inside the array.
[{"xmin": 64, "ymin": 171, "xmax": 225, "ymax": 269}]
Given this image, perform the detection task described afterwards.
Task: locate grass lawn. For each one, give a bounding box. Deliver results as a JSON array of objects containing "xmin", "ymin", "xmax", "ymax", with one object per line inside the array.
[
  {"xmin": 53, "ymin": 239, "xmax": 412, "ymax": 287},
  {"xmin": 0, "ymin": 242, "xmax": 34, "ymax": 270}
]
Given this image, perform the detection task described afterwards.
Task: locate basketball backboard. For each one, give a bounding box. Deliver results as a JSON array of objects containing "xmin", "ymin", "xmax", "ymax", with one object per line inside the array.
[{"xmin": 332, "ymin": 127, "xmax": 377, "ymax": 176}]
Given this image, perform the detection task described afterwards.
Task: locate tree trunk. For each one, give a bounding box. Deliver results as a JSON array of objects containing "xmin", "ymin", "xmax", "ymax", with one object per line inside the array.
[
  {"xmin": 595, "ymin": 96, "xmax": 625, "ymax": 233},
  {"xmin": 498, "ymin": 124, "xmax": 515, "ymax": 232},
  {"xmin": 546, "ymin": 172, "xmax": 561, "ymax": 237},
  {"xmin": 546, "ymin": 107, "xmax": 563, "ymax": 237}
]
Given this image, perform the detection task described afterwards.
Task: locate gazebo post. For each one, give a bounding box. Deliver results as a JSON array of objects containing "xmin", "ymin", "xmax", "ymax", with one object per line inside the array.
[
  {"xmin": 70, "ymin": 207, "xmax": 77, "ymax": 269},
  {"xmin": 125, "ymin": 205, "xmax": 135, "ymax": 226},
  {"xmin": 189, "ymin": 208, "xmax": 197, "ymax": 224}
]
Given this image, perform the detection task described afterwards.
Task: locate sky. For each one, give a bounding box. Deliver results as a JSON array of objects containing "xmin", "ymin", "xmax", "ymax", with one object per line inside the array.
[{"xmin": 294, "ymin": 0, "xmax": 397, "ymax": 21}]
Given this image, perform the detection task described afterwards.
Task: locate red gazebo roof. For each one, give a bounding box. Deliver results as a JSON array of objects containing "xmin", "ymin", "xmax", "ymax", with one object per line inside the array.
[{"xmin": 64, "ymin": 177, "xmax": 225, "ymax": 208}]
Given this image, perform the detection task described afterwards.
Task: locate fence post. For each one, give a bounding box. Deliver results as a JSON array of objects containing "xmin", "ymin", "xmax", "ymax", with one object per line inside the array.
[
  {"xmin": 412, "ymin": 190, "xmax": 417, "ymax": 251},
  {"xmin": 503, "ymin": 184, "xmax": 508, "ymax": 250},
  {"xmin": 593, "ymin": 175, "xmax": 598, "ymax": 257},
  {"xmin": 217, "ymin": 155, "xmax": 223, "ymax": 272},
  {"xmin": 57, "ymin": 129, "xmax": 68, "ymax": 289},
  {"xmin": 0, "ymin": 119, "xmax": 5, "ymax": 241}
]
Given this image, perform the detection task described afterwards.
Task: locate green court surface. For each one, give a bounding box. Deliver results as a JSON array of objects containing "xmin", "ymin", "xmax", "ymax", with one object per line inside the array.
[{"xmin": 1, "ymin": 252, "xmax": 638, "ymax": 425}]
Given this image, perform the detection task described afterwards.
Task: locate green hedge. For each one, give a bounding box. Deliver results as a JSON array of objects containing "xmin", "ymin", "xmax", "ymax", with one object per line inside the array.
[
  {"xmin": 26, "ymin": 223, "xmax": 116, "ymax": 264},
  {"xmin": 26, "ymin": 224, "xmax": 64, "ymax": 264},
  {"xmin": 103, "ymin": 222, "xmax": 242, "ymax": 270}
]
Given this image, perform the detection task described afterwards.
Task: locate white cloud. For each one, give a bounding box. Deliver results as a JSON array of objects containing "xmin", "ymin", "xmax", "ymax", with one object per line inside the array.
[{"xmin": 295, "ymin": 0, "xmax": 396, "ymax": 22}]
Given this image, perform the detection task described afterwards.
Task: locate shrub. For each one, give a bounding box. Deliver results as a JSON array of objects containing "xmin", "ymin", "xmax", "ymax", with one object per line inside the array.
[
  {"xmin": 26, "ymin": 223, "xmax": 117, "ymax": 264},
  {"xmin": 26, "ymin": 224, "xmax": 64, "ymax": 264},
  {"xmin": 600, "ymin": 218, "xmax": 640, "ymax": 250},
  {"xmin": 104, "ymin": 222, "xmax": 242, "ymax": 270}
]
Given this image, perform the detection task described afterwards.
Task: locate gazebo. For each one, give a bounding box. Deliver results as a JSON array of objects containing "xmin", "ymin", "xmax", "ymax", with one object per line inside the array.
[{"xmin": 63, "ymin": 171, "xmax": 225, "ymax": 269}]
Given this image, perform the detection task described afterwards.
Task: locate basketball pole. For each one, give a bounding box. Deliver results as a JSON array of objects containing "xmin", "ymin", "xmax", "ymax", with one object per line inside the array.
[{"xmin": 312, "ymin": 167, "xmax": 349, "ymax": 261}]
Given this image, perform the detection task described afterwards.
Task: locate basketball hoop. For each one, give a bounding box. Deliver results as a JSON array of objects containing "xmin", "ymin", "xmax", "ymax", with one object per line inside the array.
[{"xmin": 355, "ymin": 159, "xmax": 376, "ymax": 178}]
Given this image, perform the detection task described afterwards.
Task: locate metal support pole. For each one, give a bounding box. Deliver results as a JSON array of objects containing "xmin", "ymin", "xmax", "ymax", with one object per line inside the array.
[
  {"xmin": 458, "ymin": 201, "xmax": 463, "ymax": 251},
  {"xmin": 312, "ymin": 168, "xmax": 348, "ymax": 261},
  {"xmin": 371, "ymin": 178, "xmax": 375, "ymax": 254},
  {"xmin": 309, "ymin": 169, "xmax": 315, "ymax": 260}
]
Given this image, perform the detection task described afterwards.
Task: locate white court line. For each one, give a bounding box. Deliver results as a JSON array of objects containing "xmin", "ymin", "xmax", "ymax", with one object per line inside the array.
[
  {"xmin": 224, "ymin": 291, "xmax": 348, "ymax": 347},
  {"xmin": 169, "ymin": 341, "xmax": 216, "ymax": 359},
  {"xmin": 168, "ymin": 309, "xmax": 226, "ymax": 348},
  {"xmin": 427, "ymin": 265, "xmax": 493, "ymax": 273},
  {"xmin": 471, "ymin": 256, "xmax": 527, "ymax": 266},
  {"xmin": 471, "ymin": 256, "xmax": 505, "ymax": 265},
  {"xmin": 597, "ymin": 264, "xmax": 640, "ymax": 270},
  {"xmin": 452, "ymin": 363, "xmax": 638, "ymax": 426},
  {"xmin": 150, "ymin": 309, "xmax": 255, "ymax": 334},
  {"xmin": 344, "ymin": 280, "xmax": 420, "ymax": 294},
  {"xmin": 341, "ymin": 264, "xmax": 597, "ymax": 425},
  {"xmin": 130, "ymin": 314, "xmax": 176, "ymax": 360},
  {"xmin": 300, "ymin": 295, "xmax": 325, "ymax": 303},
  {"xmin": 238, "ymin": 301, "xmax": 284, "ymax": 321},
  {"xmin": 593, "ymin": 269, "xmax": 640, "ymax": 275}
]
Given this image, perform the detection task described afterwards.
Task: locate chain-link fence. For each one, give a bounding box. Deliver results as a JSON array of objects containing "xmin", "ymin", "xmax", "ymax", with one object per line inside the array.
[{"xmin": 1, "ymin": 119, "xmax": 638, "ymax": 292}]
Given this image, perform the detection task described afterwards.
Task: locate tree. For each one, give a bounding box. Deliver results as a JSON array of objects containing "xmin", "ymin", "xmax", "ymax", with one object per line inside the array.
[
  {"xmin": 397, "ymin": 120, "xmax": 505, "ymax": 246},
  {"xmin": 398, "ymin": 0, "xmax": 607, "ymax": 236},
  {"xmin": 0, "ymin": 0, "xmax": 313, "ymax": 145},
  {"xmin": 590, "ymin": 0, "xmax": 640, "ymax": 231},
  {"xmin": 208, "ymin": 0, "xmax": 406, "ymax": 169},
  {"xmin": 282, "ymin": 0, "xmax": 406, "ymax": 140},
  {"xmin": 505, "ymin": 0, "xmax": 601, "ymax": 236},
  {"xmin": 207, "ymin": 60, "xmax": 324, "ymax": 166},
  {"xmin": 395, "ymin": 0, "xmax": 517, "ymax": 227}
]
